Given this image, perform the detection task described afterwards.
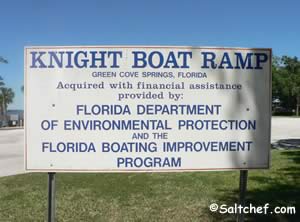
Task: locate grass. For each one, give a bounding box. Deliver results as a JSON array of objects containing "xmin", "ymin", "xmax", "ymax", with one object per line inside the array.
[{"xmin": 0, "ymin": 149, "xmax": 299, "ymax": 222}]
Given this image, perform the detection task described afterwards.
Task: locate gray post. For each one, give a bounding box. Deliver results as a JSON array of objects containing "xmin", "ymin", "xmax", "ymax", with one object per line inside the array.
[
  {"xmin": 237, "ymin": 170, "xmax": 248, "ymax": 222},
  {"xmin": 48, "ymin": 172, "xmax": 56, "ymax": 222}
]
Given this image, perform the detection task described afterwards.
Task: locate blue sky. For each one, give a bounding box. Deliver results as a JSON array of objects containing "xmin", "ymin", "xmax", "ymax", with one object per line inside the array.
[{"xmin": 0, "ymin": 0, "xmax": 299, "ymax": 110}]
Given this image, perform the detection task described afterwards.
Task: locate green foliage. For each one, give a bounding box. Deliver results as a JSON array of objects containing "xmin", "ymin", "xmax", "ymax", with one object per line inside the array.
[
  {"xmin": 0, "ymin": 58, "xmax": 15, "ymax": 113},
  {"xmin": 272, "ymin": 56, "xmax": 300, "ymax": 115},
  {"xmin": 0, "ymin": 87, "xmax": 15, "ymax": 110},
  {"xmin": 0, "ymin": 77, "xmax": 15, "ymax": 115}
]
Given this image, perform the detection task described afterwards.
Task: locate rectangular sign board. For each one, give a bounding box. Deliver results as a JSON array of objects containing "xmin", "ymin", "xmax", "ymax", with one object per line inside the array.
[{"xmin": 25, "ymin": 46, "xmax": 271, "ymax": 172}]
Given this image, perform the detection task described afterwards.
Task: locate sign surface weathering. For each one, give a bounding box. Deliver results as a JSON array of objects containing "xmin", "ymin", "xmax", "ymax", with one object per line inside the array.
[{"xmin": 25, "ymin": 46, "xmax": 271, "ymax": 172}]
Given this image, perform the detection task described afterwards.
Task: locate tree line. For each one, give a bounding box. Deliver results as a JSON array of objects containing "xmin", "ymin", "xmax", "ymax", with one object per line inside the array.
[
  {"xmin": 0, "ymin": 56, "xmax": 15, "ymax": 121},
  {"xmin": 272, "ymin": 56, "xmax": 300, "ymax": 116}
]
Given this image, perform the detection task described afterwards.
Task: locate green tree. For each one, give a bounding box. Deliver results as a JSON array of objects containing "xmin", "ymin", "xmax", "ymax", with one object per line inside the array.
[
  {"xmin": 282, "ymin": 56, "xmax": 300, "ymax": 116},
  {"xmin": 0, "ymin": 57, "xmax": 7, "ymax": 87},
  {"xmin": 272, "ymin": 56, "xmax": 300, "ymax": 115},
  {"xmin": 0, "ymin": 56, "xmax": 6, "ymax": 118},
  {"xmin": 0, "ymin": 87, "xmax": 15, "ymax": 116},
  {"xmin": 272, "ymin": 56, "xmax": 283, "ymax": 99},
  {"xmin": 0, "ymin": 57, "xmax": 11, "ymax": 123}
]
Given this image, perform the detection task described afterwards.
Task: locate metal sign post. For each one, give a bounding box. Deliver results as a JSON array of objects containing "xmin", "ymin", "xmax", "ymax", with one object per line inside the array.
[
  {"xmin": 237, "ymin": 170, "xmax": 248, "ymax": 222},
  {"xmin": 24, "ymin": 46, "xmax": 270, "ymax": 219},
  {"xmin": 48, "ymin": 172, "xmax": 56, "ymax": 222}
]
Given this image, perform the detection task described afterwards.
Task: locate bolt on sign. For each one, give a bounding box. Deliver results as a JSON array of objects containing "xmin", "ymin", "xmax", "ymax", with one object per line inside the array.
[{"xmin": 25, "ymin": 46, "xmax": 271, "ymax": 172}]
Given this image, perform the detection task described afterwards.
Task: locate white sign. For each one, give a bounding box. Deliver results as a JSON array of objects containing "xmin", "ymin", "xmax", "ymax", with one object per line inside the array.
[{"xmin": 25, "ymin": 46, "xmax": 271, "ymax": 172}]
